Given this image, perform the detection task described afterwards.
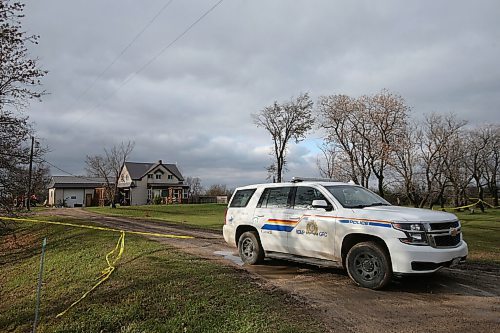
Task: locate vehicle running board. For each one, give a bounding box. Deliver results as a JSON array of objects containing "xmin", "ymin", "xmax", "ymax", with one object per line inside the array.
[{"xmin": 265, "ymin": 251, "xmax": 343, "ymax": 269}]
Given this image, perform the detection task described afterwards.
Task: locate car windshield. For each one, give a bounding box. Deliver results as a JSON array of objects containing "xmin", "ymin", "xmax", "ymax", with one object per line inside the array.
[{"xmin": 323, "ymin": 185, "xmax": 390, "ymax": 209}]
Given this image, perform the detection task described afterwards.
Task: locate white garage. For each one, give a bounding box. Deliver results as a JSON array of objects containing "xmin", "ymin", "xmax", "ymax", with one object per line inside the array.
[{"xmin": 47, "ymin": 176, "xmax": 109, "ymax": 207}]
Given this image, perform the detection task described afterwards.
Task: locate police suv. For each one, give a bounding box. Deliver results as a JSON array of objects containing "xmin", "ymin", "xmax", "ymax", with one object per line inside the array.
[{"xmin": 223, "ymin": 178, "xmax": 468, "ymax": 289}]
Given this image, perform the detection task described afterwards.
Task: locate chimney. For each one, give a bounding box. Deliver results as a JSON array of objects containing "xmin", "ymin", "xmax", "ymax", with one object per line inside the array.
[{"xmin": 158, "ymin": 160, "xmax": 162, "ymax": 164}]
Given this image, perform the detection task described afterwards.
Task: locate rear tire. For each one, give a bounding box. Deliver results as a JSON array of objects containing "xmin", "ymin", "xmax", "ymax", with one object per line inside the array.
[
  {"xmin": 238, "ymin": 231, "xmax": 265, "ymax": 265},
  {"xmin": 346, "ymin": 241, "xmax": 392, "ymax": 289}
]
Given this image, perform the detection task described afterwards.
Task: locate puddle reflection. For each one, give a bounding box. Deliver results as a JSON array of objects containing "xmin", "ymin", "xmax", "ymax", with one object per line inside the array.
[{"xmin": 214, "ymin": 251, "xmax": 244, "ymax": 266}]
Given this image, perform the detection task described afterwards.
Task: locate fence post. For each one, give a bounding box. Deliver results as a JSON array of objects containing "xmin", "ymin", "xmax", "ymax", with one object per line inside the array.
[{"xmin": 33, "ymin": 237, "xmax": 47, "ymax": 333}]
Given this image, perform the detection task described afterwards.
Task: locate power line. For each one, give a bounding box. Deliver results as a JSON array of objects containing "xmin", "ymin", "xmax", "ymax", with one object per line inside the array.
[
  {"xmin": 41, "ymin": 158, "xmax": 102, "ymax": 182},
  {"xmin": 70, "ymin": 0, "xmax": 225, "ymax": 126},
  {"xmin": 67, "ymin": 0, "xmax": 176, "ymax": 112}
]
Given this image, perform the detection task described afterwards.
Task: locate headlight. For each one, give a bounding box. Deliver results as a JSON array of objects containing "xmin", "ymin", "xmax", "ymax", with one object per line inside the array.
[{"xmin": 392, "ymin": 223, "xmax": 428, "ymax": 246}]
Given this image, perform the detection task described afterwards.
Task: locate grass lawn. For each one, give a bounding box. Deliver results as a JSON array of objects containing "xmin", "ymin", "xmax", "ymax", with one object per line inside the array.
[
  {"xmin": 0, "ymin": 216, "xmax": 322, "ymax": 333},
  {"xmin": 87, "ymin": 204, "xmax": 226, "ymax": 230},
  {"xmin": 453, "ymin": 209, "xmax": 500, "ymax": 264}
]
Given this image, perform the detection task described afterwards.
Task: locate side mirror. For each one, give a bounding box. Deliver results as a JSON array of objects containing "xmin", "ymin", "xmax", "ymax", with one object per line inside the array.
[{"xmin": 312, "ymin": 200, "xmax": 333, "ymax": 211}]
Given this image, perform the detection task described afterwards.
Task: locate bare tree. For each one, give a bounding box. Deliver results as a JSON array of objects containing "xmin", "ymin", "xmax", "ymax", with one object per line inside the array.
[
  {"xmin": 0, "ymin": 0, "xmax": 47, "ymax": 215},
  {"xmin": 391, "ymin": 121, "xmax": 423, "ymax": 206},
  {"xmin": 253, "ymin": 93, "xmax": 314, "ymax": 182},
  {"xmin": 417, "ymin": 114, "xmax": 466, "ymax": 208},
  {"xmin": 482, "ymin": 125, "xmax": 499, "ymax": 206},
  {"xmin": 465, "ymin": 126, "xmax": 498, "ymax": 211},
  {"xmin": 316, "ymin": 142, "xmax": 338, "ymax": 179},
  {"xmin": 186, "ymin": 176, "xmax": 202, "ymax": 202},
  {"xmin": 85, "ymin": 141, "xmax": 134, "ymax": 208},
  {"xmin": 204, "ymin": 184, "xmax": 232, "ymax": 197},
  {"xmin": 317, "ymin": 94, "xmax": 371, "ymax": 187},
  {"xmin": 0, "ymin": 1, "xmax": 47, "ymax": 111},
  {"xmin": 357, "ymin": 90, "xmax": 410, "ymax": 197},
  {"xmin": 443, "ymin": 130, "xmax": 471, "ymax": 208}
]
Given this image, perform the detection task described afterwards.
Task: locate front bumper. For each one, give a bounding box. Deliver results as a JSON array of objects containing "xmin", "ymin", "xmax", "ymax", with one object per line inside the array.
[{"xmin": 388, "ymin": 239, "xmax": 468, "ymax": 274}]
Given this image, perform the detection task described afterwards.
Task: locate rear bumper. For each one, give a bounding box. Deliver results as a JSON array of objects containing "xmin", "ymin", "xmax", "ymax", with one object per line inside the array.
[
  {"xmin": 223, "ymin": 224, "xmax": 236, "ymax": 247},
  {"xmin": 388, "ymin": 239, "xmax": 468, "ymax": 274}
]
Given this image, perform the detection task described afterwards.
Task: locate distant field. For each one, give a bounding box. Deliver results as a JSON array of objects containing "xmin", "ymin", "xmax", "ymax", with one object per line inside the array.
[
  {"xmin": 89, "ymin": 204, "xmax": 499, "ymax": 264},
  {"xmin": 87, "ymin": 204, "xmax": 226, "ymax": 230},
  {"xmin": 0, "ymin": 217, "xmax": 321, "ymax": 333}
]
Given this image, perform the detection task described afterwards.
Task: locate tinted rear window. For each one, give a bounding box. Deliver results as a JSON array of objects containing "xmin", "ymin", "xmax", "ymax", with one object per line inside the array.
[
  {"xmin": 257, "ymin": 187, "xmax": 293, "ymax": 208},
  {"xmin": 229, "ymin": 189, "xmax": 256, "ymax": 207}
]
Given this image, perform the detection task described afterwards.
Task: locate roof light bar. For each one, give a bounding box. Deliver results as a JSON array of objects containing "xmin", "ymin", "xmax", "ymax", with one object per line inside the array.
[{"xmin": 291, "ymin": 177, "xmax": 341, "ymax": 183}]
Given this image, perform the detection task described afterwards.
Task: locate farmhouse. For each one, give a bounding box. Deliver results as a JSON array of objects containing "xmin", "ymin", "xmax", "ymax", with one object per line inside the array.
[
  {"xmin": 118, "ymin": 160, "xmax": 189, "ymax": 205},
  {"xmin": 47, "ymin": 176, "xmax": 109, "ymax": 207}
]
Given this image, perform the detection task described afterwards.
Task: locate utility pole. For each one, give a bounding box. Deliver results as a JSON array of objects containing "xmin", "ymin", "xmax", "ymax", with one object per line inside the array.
[{"xmin": 27, "ymin": 136, "xmax": 35, "ymax": 211}]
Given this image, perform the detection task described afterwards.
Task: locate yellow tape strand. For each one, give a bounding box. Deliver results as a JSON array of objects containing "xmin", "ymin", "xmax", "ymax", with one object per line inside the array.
[
  {"xmin": 55, "ymin": 231, "xmax": 125, "ymax": 318},
  {"xmin": 440, "ymin": 199, "xmax": 499, "ymax": 210},
  {"xmin": 0, "ymin": 216, "xmax": 194, "ymax": 318},
  {"xmin": 0, "ymin": 217, "xmax": 194, "ymax": 239}
]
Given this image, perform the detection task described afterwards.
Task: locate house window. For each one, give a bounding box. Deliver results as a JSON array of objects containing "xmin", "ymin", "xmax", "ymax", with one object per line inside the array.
[
  {"xmin": 168, "ymin": 175, "xmax": 173, "ymax": 180},
  {"xmin": 161, "ymin": 189, "xmax": 168, "ymax": 197},
  {"xmin": 156, "ymin": 174, "xmax": 161, "ymax": 180},
  {"xmin": 147, "ymin": 174, "xmax": 153, "ymax": 179}
]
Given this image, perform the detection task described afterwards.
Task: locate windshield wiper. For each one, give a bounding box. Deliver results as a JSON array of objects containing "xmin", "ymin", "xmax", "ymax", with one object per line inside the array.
[
  {"xmin": 366, "ymin": 202, "xmax": 390, "ymax": 207},
  {"xmin": 347, "ymin": 202, "xmax": 390, "ymax": 209}
]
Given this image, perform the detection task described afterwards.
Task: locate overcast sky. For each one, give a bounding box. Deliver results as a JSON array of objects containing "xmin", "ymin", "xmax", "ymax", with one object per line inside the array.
[{"xmin": 23, "ymin": 0, "xmax": 500, "ymax": 189}]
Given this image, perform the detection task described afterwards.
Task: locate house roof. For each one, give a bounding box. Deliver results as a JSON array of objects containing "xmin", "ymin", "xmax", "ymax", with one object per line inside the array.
[
  {"xmin": 48, "ymin": 176, "xmax": 111, "ymax": 189},
  {"xmin": 124, "ymin": 161, "xmax": 184, "ymax": 181}
]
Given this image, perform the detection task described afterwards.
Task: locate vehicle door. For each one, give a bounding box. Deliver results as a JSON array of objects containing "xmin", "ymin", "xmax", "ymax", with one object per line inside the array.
[
  {"xmin": 287, "ymin": 185, "xmax": 336, "ymax": 260},
  {"xmin": 253, "ymin": 186, "xmax": 294, "ymax": 253}
]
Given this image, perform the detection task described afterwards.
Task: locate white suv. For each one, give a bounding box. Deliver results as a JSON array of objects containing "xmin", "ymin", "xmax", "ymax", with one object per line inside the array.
[{"xmin": 223, "ymin": 178, "xmax": 468, "ymax": 289}]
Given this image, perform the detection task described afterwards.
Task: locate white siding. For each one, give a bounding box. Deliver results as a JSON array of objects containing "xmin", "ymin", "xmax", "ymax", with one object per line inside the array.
[{"xmin": 130, "ymin": 178, "xmax": 148, "ymax": 205}]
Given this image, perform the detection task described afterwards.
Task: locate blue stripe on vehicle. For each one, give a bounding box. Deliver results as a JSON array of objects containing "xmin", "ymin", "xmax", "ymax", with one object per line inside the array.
[
  {"xmin": 368, "ymin": 222, "xmax": 392, "ymax": 228},
  {"xmin": 338, "ymin": 219, "xmax": 392, "ymax": 228},
  {"xmin": 261, "ymin": 224, "xmax": 295, "ymax": 232}
]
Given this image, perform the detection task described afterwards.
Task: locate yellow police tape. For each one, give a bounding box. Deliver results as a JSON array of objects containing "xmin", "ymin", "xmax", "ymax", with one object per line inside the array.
[
  {"xmin": 55, "ymin": 231, "xmax": 125, "ymax": 318},
  {"xmin": 434, "ymin": 199, "xmax": 499, "ymax": 211},
  {"xmin": 0, "ymin": 216, "xmax": 195, "ymax": 239},
  {"xmin": 0, "ymin": 216, "xmax": 194, "ymax": 317},
  {"xmin": 468, "ymin": 198, "xmax": 500, "ymax": 209}
]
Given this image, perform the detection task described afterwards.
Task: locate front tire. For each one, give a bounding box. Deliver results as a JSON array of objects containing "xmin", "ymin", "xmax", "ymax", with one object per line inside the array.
[
  {"xmin": 238, "ymin": 231, "xmax": 265, "ymax": 265},
  {"xmin": 346, "ymin": 241, "xmax": 392, "ymax": 289}
]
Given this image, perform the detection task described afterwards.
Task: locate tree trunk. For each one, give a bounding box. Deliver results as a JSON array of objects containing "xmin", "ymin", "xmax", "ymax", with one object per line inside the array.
[{"xmin": 377, "ymin": 175, "xmax": 384, "ymax": 198}]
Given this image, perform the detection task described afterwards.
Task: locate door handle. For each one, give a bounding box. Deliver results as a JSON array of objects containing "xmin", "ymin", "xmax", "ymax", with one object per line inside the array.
[{"xmin": 255, "ymin": 215, "xmax": 265, "ymax": 218}]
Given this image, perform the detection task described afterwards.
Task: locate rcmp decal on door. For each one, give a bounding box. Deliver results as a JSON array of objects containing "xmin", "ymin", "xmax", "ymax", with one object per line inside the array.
[
  {"xmin": 296, "ymin": 219, "xmax": 328, "ymax": 238},
  {"xmin": 261, "ymin": 215, "xmax": 329, "ymax": 238}
]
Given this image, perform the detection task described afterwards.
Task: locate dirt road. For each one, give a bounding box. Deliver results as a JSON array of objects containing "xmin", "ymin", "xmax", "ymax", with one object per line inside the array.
[{"xmin": 40, "ymin": 209, "xmax": 500, "ymax": 333}]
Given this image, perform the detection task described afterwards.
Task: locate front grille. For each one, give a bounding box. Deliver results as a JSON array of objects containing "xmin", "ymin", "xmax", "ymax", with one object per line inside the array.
[
  {"xmin": 426, "ymin": 220, "xmax": 462, "ymax": 248},
  {"xmin": 433, "ymin": 234, "xmax": 461, "ymax": 247},
  {"xmin": 428, "ymin": 220, "xmax": 459, "ymax": 231}
]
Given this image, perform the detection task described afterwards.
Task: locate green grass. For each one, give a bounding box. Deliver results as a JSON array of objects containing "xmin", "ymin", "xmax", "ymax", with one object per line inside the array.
[
  {"xmin": 453, "ymin": 209, "xmax": 500, "ymax": 264},
  {"xmin": 87, "ymin": 204, "xmax": 226, "ymax": 230},
  {"xmin": 0, "ymin": 217, "xmax": 322, "ymax": 333}
]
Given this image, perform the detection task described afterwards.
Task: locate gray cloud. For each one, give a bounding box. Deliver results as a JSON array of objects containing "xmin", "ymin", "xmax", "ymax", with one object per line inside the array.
[{"xmin": 22, "ymin": 0, "xmax": 500, "ymax": 188}]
